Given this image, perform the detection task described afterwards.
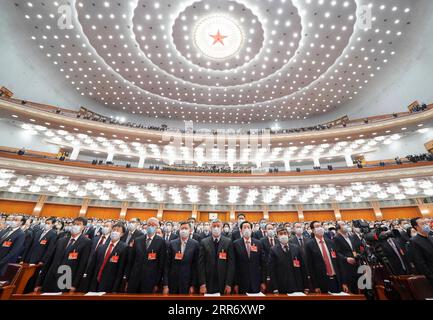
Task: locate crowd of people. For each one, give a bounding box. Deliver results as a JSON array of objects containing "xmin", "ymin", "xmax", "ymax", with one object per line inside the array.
[{"xmin": 0, "ymin": 213, "xmax": 432, "ymax": 297}]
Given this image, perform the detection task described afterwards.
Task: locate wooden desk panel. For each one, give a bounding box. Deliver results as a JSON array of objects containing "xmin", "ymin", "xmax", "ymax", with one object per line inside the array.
[{"xmin": 12, "ymin": 293, "xmax": 366, "ymax": 300}]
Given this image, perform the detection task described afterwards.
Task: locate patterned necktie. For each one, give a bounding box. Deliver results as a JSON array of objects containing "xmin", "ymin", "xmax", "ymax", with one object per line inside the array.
[{"xmin": 146, "ymin": 237, "xmax": 152, "ymax": 249}]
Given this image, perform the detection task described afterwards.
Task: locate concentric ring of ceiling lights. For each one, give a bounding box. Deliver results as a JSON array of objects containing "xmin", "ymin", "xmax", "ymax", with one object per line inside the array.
[{"xmin": 19, "ymin": 0, "xmax": 415, "ymax": 123}]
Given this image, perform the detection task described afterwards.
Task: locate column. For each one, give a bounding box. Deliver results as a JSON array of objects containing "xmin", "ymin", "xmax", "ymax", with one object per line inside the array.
[
  {"xmin": 120, "ymin": 201, "xmax": 129, "ymax": 219},
  {"xmin": 157, "ymin": 203, "xmax": 164, "ymax": 220},
  {"xmin": 191, "ymin": 204, "xmax": 198, "ymax": 219},
  {"xmin": 370, "ymin": 201, "xmax": 383, "ymax": 220},
  {"xmin": 345, "ymin": 153, "xmax": 354, "ymax": 167},
  {"xmin": 79, "ymin": 198, "xmax": 90, "ymax": 217},
  {"xmin": 70, "ymin": 147, "xmax": 80, "ymax": 161},
  {"xmin": 296, "ymin": 204, "xmax": 304, "ymax": 222},
  {"xmin": 313, "ymin": 157, "xmax": 321, "ymax": 168},
  {"xmin": 331, "ymin": 202, "xmax": 342, "ymax": 220},
  {"xmin": 32, "ymin": 195, "xmax": 47, "ymax": 217},
  {"xmin": 229, "ymin": 205, "xmax": 236, "ymax": 221},
  {"xmin": 415, "ymin": 198, "xmax": 431, "ymax": 216},
  {"xmin": 106, "ymin": 152, "xmax": 114, "ymax": 163},
  {"xmin": 138, "ymin": 154, "xmax": 146, "ymax": 169},
  {"xmin": 263, "ymin": 205, "xmax": 269, "ymax": 220}
]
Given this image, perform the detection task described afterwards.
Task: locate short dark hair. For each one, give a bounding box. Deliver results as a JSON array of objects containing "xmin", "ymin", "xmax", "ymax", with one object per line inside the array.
[
  {"xmin": 410, "ymin": 217, "xmax": 422, "ymax": 229},
  {"xmin": 310, "ymin": 220, "xmax": 321, "ymax": 230},
  {"xmin": 166, "ymin": 221, "xmax": 173, "ymax": 226},
  {"xmin": 237, "ymin": 213, "xmax": 246, "ymax": 219},
  {"xmin": 112, "ymin": 223, "xmax": 126, "ymax": 233},
  {"xmin": 240, "ymin": 220, "xmax": 253, "ymax": 230},
  {"xmin": 276, "ymin": 226, "xmax": 287, "ymax": 234},
  {"xmin": 45, "ymin": 217, "xmax": 57, "ymax": 224},
  {"xmin": 179, "ymin": 221, "xmax": 191, "ymax": 228},
  {"xmin": 188, "ymin": 217, "xmax": 196, "ymax": 222},
  {"xmin": 73, "ymin": 217, "xmax": 88, "ymax": 226}
]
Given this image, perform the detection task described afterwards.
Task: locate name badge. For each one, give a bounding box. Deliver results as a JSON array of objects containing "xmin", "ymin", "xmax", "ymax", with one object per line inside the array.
[
  {"xmin": 2, "ymin": 241, "xmax": 12, "ymax": 248},
  {"xmin": 40, "ymin": 239, "xmax": 47, "ymax": 245},
  {"xmin": 250, "ymin": 245, "xmax": 258, "ymax": 252},
  {"xmin": 330, "ymin": 250, "xmax": 337, "ymax": 259},
  {"xmin": 148, "ymin": 252, "xmax": 157, "ymax": 260},
  {"xmin": 110, "ymin": 255, "xmax": 119, "ymax": 263},
  {"xmin": 68, "ymin": 251, "xmax": 78, "ymax": 260},
  {"xmin": 175, "ymin": 252, "xmax": 184, "ymax": 260},
  {"xmin": 293, "ymin": 258, "xmax": 301, "ymax": 268},
  {"xmin": 360, "ymin": 245, "xmax": 365, "ymax": 252},
  {"xmin": 219, "ymin": 251, "xmax": 227, "ymax": 260},
  {"xmin": 352, "ymin": 251, "xmax": 358, "ymax": 258}
]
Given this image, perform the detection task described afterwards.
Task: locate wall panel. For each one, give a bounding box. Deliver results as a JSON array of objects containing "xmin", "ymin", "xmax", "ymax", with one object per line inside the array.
[
  {"xmin": 125, "ymin": 209, "xmax": 157, "ymax": 221},
  {"xmin": 340, "ymin": 209, "xmax": 376, "ymax": 221},
  {"xmin": 381, "ymin": 207, "xmax": 420, "ymax": 220},
  {"xmin": 41, "ymin": 204, "xmax": 80, "ymax": 218},
  {"xmin": 303, "ymin": 210, "xmax": 336, "ymax": 222},
  {"xmin": 86, "ymin": 207, "xmax": 120, "ymax": 220},
  {"xmin": 163, "ymin": 211, "xmax": 191, "ymax": 221},
  {"xmin": 268, "ymin": 212, "xmax": 299, "ymax": 222},
  {"xmin": 0, "ymin": 200, "xmax": 35, "ymax": 214},
  {"xmin": 198, "ymin": 212, "xmax": 229, "ymax": 222}
]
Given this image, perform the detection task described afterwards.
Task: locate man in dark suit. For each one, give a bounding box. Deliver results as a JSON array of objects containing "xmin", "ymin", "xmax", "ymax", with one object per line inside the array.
[
  {"xmin": 305, "ymin": 221, "xmax": 349, "ymax": 294},
  {"xmin": 120, "ymin": 218, "xmax": 143, "ymax": 246},
  {"xmin": 231, "ymin": 213, "xmax": 245, "ymax": 242},
  {"xmin": 379, "ymin": 234, "xmax": 409, "ymax": 276},
  {"xmin": 260, "ymin": 223, "xmax": 278, "ymax": 262},
  {"xmin": 87, "ymin": 223, "xmax": 128, "ymax": 293},
  {"xmin": 253, "ymin": 218, "xmax": 267, "ymax": 240},
  {"xmin": 233, "ymin": 221, "xmax": 266, "ymax": 294},
  {"xmin": 163, "ymin": 221, "xmax": 199, "ymax": 294},
  {"xmin": 22, "ymin": 217, "xmax": 58, "ymax": 292},
  {"xmin": 334, "ymin": 221, "xmax": 363, "ymax": 293},
  {"xmin": 397, "ymin": 219, "xmax": 411, "ymax": 244},
  {"xmin": 23, "ymin": 217, "xmax": 58, "ymax": 264},
  {"xmin": 199, "ymin": 219, "xmax": 235, "ymax": 295},
  {"xmin": 125, "ymin": 217, "xmax": 167, "ymax": 293},
  {"xmin": 83, "ymin": 218, "xmax": 96, "ymax": 240},
  {"xmin": 409, "ymin": 217, "xmax": 433, "ymax": 287},
  {"xmin": 163, "ymin": 221, "xmax": 178, "ymax": 243},
  {"xmin": 199, "ymin": 223, "xmax": 212, "ymax": 240},
  {"xmin": 269, "ymin": 227, "xmax": 309, "ymax": 294},
  {"xmin": 20, "ymin": 218, "xmax": 35, "ymax": 261},
  {"xmin": 290, "ymin": 222, "xmax": 308, "ymax": 252},
  {"xmin": 34, "ymin": 217, "xmax": 91, "ymax": 293},
  {"xmin": 0, "ymin": 215, "xmax": 26, "ymax": 276},
  {"xmin": 78, "ymin": 221, "xmax": 113, "ymax": 291}
]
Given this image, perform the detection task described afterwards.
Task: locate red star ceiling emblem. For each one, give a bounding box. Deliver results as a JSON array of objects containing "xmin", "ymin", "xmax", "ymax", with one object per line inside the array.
[{"xmin": 209, "ymin": 30, "xmax": 228, "ymax": 46}]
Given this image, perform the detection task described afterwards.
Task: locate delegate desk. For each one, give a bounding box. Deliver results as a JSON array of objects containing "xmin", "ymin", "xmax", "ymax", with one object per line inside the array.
[{"xmin": 12, "ymin": 293, "xmax": 366, "ymax": 300}]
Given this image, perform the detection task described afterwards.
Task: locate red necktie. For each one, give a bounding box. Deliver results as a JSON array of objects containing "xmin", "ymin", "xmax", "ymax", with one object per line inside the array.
[
  {"xmin": 97, "ymin": 243, "xmax": 114, "ymax": 282},
  {"xmin": 245, "ymin": 240, "xmax": 251, "ymax": 258},
  {"xmin": 319, "ymin": 240, "xmax": 334, "ymax": 276},
  {"xmin": 95, "ymin": 235, "xmax": 106, "ymax": 252}
]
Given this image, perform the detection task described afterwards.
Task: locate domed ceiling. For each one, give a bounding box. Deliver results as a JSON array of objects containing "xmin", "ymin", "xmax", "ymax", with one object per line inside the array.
[{"xmin": 14, "ymin": 0, "xmax": 418, "ymax": 124}]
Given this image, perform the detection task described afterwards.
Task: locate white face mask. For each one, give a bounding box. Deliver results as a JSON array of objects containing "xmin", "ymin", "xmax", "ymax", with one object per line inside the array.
[
  {"xmin": 278, "ymin": 235, "xmax": 289, "ymax": 245},
  {"xmin": 212, "ymin": 227, "xmax": 221, "ymax": 237},
  {"xmin": 128, "ymin": 223, "xmax": 137, "ymax": 231},
  {"xmin": 295, "ymin": 227, "xmax": 303, "ymax": 236},
  {"xmin": 101, "ymin": 227, "xmax": 111, "ymax": 235},
  {"xmin": 267, "ymin": 229, "xmax": 275, "ymax": 238},
  {"xmin": 10, "ymin": 221, "xmax": 19, "ymax": 228},
  {"xmin": 314, "ymin": 227, "xmax": 325, "ymax": 236},
  {"xmin": 179, "ymin": 229, "xmax": 190, "ymax": 239},
  {"xmin": 242, "ymin": 229, "xmax": 252, "ymax": 238},
  {"xmin": 223, "ymin": 227, "xmax": 230, "ymax": 233},
  {"xmin": 44, "ymin": 224, "xmax": 52, "ymax": 231},
  {"xmin": 165, "ymin": 225, "xmax": 172, "ymax": 232},
  {"xmin": 110, "ymin": 231, "xmax": 121, "ymax": 241},
  {"xmin": 71, "ymin": 225, "xmax": 82, "ymax": 235}
]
